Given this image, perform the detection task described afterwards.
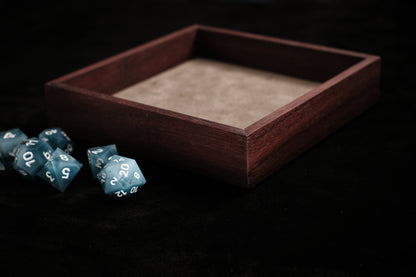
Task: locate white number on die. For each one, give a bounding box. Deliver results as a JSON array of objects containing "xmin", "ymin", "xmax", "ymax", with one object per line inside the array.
[
  {"xmin": 23, "ymin": 151, "xmax": 35, "ymax": 167},
  {"xmin": 43, "ymin": 151, "xmax": 51, "ymax": 160},
  {"xmin": 62, "ymin": 168, "xmax": 70, "ymax": 179},
  {"xmin": 91, "ymin": 149, "xmax": 103, "ymax": 155},
  {"xmin": 130, "ymin": 186, "xmax": 138, "ymax": 194},
  {"xmin": 115, "ymin": 190, "xmax": 127, "ymax": 197},
  {"xmin": 46, "ymin": 171, "xmax": 55, "ymax": 182},
  {"xmin": 45, "ymin": 129, "xmax": 57, "ymax": 135},
  {"xmin": 110, "ymin": 177, "xmax": 118, "ymax": 186},
  {"xmin": 61, "ymin": 131, "xmax": 70, "ymax": 141},
  {"xmin": 25, "ymin": 139, "xmax": 38, "ymax": 146},
  {"xmin": 98, "ymin": 172, "xmax": 106, "ymax": 184},
  {"xmin": 3, "ymin": 132, "xmax": 16, "ymax": 139},
  {"xmin": 65, "ymin": 144, "xmax": 73, "ymax": 154},
  {"xmin": 134, "ymin": 172, "xmax": 140, "ymax": 179},
  {"xmin": 60, "ymin": 154, "xmax": 69, "ymax": 161},
  {"xmin": 95, "ymin": 158, "xmax": 104, "ymax": 169},
  {"xmin": 119, "ymin": 163, "xmax": 129, "ymax": 177}
]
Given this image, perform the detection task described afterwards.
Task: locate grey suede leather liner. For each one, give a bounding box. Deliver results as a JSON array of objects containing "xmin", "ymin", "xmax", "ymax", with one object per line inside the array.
[{"xmin": 114, "ymin": 58, "xmax": 321, "ymax": 128}]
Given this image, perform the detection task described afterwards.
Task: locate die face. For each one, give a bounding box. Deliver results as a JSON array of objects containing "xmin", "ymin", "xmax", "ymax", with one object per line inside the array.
[
  {"xmin": 0, "ymin": 128, "xmax": 28, "ymax": 167},
  {"xmin": 38, "ymin": 148, "xmax": 83, "ymax": 192},
  {"xmin": 13, "ymin": 138, "xmax": 53, "ymax": 177},
  {"xmin": 87, "ymin": 144, "xmax": 118, "ymax": 178},
  {"xmin": 0, "ymin": 160, "xmax": 5, "ymax": 171},
  {"xmin": 97, "ymin": 155, "xmax": 146, "ymax": 199},
  {"xmin": 39, "ymin": 128, "xmax": 74, "ymax": 154}
]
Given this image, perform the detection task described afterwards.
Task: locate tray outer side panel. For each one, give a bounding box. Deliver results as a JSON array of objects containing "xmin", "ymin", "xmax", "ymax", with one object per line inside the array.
[
  {"xmin": 246, "ymin": 56, "xmax": 381, "ymax": 187},
  {"xmin": 44, "ymin": 85, "xmax": 248, "ymax": 186}
]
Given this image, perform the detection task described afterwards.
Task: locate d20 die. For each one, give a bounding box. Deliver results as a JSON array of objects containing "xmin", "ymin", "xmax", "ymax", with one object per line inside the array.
[
  {"xmin": 39, "ymin": 128, "xmax": 74, "ymax": 154},
  {"xmin": 87, "ymin": 144, "xmax": 118, "ymax": 178},
  {"xmin": 97, "ymin": 155, "xmax": 146, "ymax": 199},
  {"xmin": 13, "ymin": 138, "xmax": 53, "ymax": 178},
  {"xmin": 38, "ymin": 148, "xmax": 83, "ymax": 192},
  {"xmin": 0, "ymin": 128, "xmax": 28, "ymax": 167}
]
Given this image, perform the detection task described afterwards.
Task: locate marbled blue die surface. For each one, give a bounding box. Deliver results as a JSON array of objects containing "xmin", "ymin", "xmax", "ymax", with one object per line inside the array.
[
  {"xmin": 39, "ymin": 128, "xmax": 74, "ymax": 154},
  {"xmin": 38, "ymin": 148, "xmax": 83, "ymax": 192},
  {"xmin": 13, "ymin": 137, "xmax": 53, "ymax": 178},
  {"xmin": 97, "ymin": 155, "xmax": 146, "ymax": 199},
  {"xmin": 87, "ymin": 144, "xmax": 118, "ymax": 178},
  {"xmin": 0, "ymin": 128, "xmax": 28, "ymax": 167}
]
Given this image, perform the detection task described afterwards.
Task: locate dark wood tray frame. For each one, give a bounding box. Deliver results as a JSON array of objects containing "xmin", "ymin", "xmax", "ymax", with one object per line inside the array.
[{"xmin": 45, "ymin": 25, "xmax": 381, "ymax": 188}]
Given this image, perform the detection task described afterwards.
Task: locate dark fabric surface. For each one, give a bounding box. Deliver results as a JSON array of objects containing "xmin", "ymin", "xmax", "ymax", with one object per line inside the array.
[{"xmin": 1, "ymin": 0, "xmax": 414, "ymax": 276}]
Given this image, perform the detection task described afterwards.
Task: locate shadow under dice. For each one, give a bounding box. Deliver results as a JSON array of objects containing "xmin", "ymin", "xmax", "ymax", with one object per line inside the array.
[
  {"xmin": 39, "ymin": 128, "xmax": 74, "ymax": 154},
  {"xmin": 87, "ymin": 144, "xmax": 118, "ymax": 178},
  {"xmin": 13, "ymin": 138, "xmax": 53, "ymax": 178},
  {"xmin": 0, "ymin": 128, "xmax": 28, "ymax": 168},
  {"xmin": 38, "ymin": 148, "xmax": 83, "ymax": 192},
  {"xmin": 97, "ymin": 155, "xmax": 146, "ymax": 199}
]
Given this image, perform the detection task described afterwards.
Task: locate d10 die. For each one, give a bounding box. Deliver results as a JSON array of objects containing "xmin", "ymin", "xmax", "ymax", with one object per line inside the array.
[
  {"xmin": 38, "ymin": 148, "xmax": 83, "ymax": 192},
  {"xmin": 97, "ymin": 155, "xmax": 146, "ymax": 199},
  {"xmin": 0, "ymin": 128, "xmax": 28, "ymax": 167},
  {"xmin": 39, "ymin": 128, "xmax": 74, "ymax": 154},
  {"xmin": 13, "ymin": 138, "xmax": 53, "ymax": 178},
  {"xmin": 87, "ymin": 144, "xmax": 118, "ymax": 178}
]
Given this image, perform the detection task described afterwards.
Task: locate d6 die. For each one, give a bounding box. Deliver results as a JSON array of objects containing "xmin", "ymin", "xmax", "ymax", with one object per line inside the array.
[
  {"xmin": 0, "ymin": 128, "xmax": 28, "ymax": 167},
  {"xmin": 97, "ymin": 155, "xmax": 146, "ymax": 199},
  {"xmin": 13, "ymin": 138, "xmax": 53, "ymax": 178},
  {"xmin": 38, "ymin": 148, "xmax": 83, "ymax": 192},
  {"xmin": 87, "ymin": 144, "xmax": 118, "ymax": 178},
  {"xmin": 39, "ymin": 128, "xmax": 74, "ymax": 154}
]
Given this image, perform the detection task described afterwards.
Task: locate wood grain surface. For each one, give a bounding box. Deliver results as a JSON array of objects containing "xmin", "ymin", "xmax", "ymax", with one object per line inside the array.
[{"xmin": 45, "ymin": 25, "xmax": 381, "ymax": 187}]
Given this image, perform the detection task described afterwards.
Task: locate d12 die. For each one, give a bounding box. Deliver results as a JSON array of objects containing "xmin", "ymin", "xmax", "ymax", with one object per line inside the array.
[
  {"xmin": 0, "ymin": 128, "xmax": 28, "ymax": 167},
  {"xmin": 87, "ymin": 144, "xmax": 118, "ymax": 178},
  {"xmin": 13, "ymin": 138, "xmax": 53, "ymax": 178},
  {"xmin": 38, "ymin": 148, "xmax": 83, "ymax": 192},
  {"xmin": 97, "ymin": 155, "xmax": 146, "ymax": 199},
  {"xmin": 39, "ymin": 128, "xmax": 74, "ymax": 154}
]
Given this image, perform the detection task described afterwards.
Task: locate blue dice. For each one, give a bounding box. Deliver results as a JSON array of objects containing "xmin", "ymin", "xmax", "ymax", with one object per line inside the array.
[
  {"xmin": 87, "ymin": 144, "xmax": 118, "ymax": 178},
  {"xmin": 37, "ymin": 148, "xmax": 83, "ymax": 192},
  {"xmin": 0, "ymin": 160, "xmax": 5, "ymax": 171},
  {"xmin": 0, "ymin": 128, "xmax": 28, "ymax": 167},
  {"xmin": 13, "ymin": 138, "xmax": 53, "ymax": 178},
  {"xmin": 97, "ymin": 155, "xmax": 146, "ymax": 199},
  {"xmin": 39, "ymin": 128, "xmax": 74, "ymax": 154}
]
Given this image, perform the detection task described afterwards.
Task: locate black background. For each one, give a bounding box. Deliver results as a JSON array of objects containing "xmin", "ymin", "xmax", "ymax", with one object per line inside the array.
[{"xmin": 0, "ymin": 0, "xmax": 415, "ymax": 276}]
